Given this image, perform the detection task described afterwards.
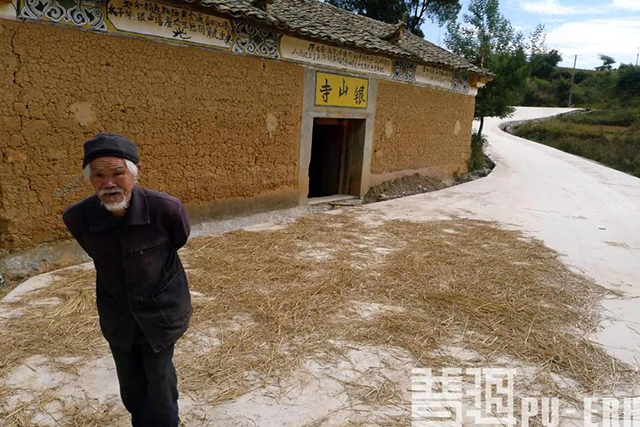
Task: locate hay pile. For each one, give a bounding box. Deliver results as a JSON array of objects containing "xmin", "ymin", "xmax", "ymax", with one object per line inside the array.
[{"xmin": 0, "ymin": 212, "xmax": 635, "ymax": 425}]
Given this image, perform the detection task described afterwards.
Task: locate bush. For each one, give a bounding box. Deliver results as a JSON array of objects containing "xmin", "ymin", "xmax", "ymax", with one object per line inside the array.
[
  {"xmin": 552, "ymin": 78, "xmax": 571, "ymax": 106},
  {"xmin": 616, "ymin": 64, "xmax": 640, "ymax": 104},
  {"xmin": 562, "ymin": 108, "xmax": 640, "ymax": 127},
  {"xmin": 524, "ymin": 64, "xmax": 622, "ymax": 108},
  {"xmin": 468, "ymin": 132, "xmax": 488, "ymax": 172},
  {"xmin": 523, "ymin": 78, "xmax": 554, "ymax": 106},
  {"xmin": 574, "ymin": 70, "xmax": 590, "ymax": 85}
]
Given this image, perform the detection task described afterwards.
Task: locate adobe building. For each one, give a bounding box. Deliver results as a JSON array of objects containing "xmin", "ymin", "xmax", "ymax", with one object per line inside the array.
[{"xmin": 0, "ymin": 0, "xmax": 491, "ymax": 260}]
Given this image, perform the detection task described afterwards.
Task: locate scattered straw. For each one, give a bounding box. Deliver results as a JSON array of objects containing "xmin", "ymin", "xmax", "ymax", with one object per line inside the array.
[{"xmin": 0, "ymin": 211, "xmax": 635, "ymax": 425}]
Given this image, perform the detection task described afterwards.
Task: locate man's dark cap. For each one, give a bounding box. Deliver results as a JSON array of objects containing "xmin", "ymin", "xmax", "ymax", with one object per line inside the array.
[{"xmin": 82, "ymin": 133, "xmax": 139, "ymax": 168}]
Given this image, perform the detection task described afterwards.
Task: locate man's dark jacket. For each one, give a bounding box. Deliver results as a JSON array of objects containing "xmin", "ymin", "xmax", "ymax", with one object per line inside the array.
[{"xmin": 62, "ymin": 185, "xmax": 192, "ymax": 353}]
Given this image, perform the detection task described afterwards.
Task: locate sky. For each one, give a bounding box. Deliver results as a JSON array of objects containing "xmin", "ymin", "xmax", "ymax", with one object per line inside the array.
[{"xmin": 421, "ymin": 0, "xmax": 640, "ymax": 70}]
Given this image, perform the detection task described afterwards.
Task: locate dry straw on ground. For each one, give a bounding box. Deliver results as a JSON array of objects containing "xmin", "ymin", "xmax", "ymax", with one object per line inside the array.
[{"xmin": 0, "ymin": 211, "xmax": 635, "ymax": 425}]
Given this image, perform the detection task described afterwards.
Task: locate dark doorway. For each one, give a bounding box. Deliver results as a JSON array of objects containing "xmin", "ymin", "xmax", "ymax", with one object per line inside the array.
[{"xmin": 308, "ymin": 118, "xmax": 366, "ymax": 199}]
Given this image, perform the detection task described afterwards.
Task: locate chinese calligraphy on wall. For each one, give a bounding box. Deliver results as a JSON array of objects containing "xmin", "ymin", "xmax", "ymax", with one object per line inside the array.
[
  {"xmin": 315, "ymin": 72, "xmax": 368, "ymax": 109},
  {"xmin": 108, "ymin": 0, "xmax": 232, "ymax": 49},
  {"xmin": 283, "ymin": 36, "xmax": 392, "ymax": 78},
  {"xmin": 415, "ymin": 65, "xmax": 469, "ymax": 94}
]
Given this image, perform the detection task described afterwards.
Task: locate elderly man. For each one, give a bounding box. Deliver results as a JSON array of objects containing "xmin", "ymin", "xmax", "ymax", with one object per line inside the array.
[{"xmin": 62, "ymin": 133, "xmax": 192, "ymax": 426}]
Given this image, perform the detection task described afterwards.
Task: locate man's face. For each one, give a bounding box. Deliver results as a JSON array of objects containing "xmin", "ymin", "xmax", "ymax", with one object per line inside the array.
[{"xmin": 89, "ymin": 157, "xmax": 137, "ymax": 214}]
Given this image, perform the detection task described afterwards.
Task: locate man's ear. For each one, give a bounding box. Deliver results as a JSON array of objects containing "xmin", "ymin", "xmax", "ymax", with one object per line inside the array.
[{"xmin": 135, "ymin": 162, "xmax": 142, "ymax": 182}]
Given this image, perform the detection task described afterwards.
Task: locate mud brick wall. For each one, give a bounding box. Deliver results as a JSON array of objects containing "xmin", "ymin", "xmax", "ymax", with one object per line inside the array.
[
  {"xmin": 370, "ymin": 80, "xmax": 476, "ymax": 185},
  {"xmin": 0, "ymin": 20, "xmax": 304, "ymax": 254}
]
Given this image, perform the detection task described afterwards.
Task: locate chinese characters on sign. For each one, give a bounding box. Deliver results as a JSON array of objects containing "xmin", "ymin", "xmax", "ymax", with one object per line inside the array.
[
  {"xmin": 415, "ymin": 65, "xmax": 453, "ymax": 87},
  {"xmin": 283, "ymin": 36, "xmax": 392, "ymax": 77},
  {"xmin": 107, "ymin": 0, "xmax": 233, "ymax": 49},
  {"xmin": 415, "ymin": 65, "xmax": 470, "ymax": 94},
  {"xmin": 415, "ymin": 65, "xmax": 455, "ymax": 90},
  {"xmin": 315, "ymin": 72, "xmax": 368, "ymax": 109},
  {"xmin": 412, "ymin": 368, "xmax": 640, "ymax": 426},
  {"xmin": 412, "ymin": 368, "xmax": 516, "ymax": 426}
]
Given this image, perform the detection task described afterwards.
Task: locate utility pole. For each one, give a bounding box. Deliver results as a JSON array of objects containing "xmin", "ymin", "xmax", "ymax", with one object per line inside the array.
[
  {"xmin": 636, "ymin": 47, "xmax": 639, "ymax": 67},
  {"xmin": 568, "ymin": 54, "xmax": 577, "ymax": 107}
]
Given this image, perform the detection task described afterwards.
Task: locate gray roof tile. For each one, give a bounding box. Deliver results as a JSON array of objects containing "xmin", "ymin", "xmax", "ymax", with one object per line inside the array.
[{"xmin": 180, "ymin": 0, "xmax": 491, "ymax": 76}]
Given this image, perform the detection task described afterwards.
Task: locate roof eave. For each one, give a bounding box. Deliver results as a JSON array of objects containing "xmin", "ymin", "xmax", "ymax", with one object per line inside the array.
[{"xmin": 166, "ymin": 0, "xmax": 491, "ymax": 77}]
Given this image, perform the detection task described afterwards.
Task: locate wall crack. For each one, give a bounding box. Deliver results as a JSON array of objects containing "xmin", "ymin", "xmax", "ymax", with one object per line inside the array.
[
  {"xmin": 2, "ymin": 26, "xmax": 25, "ymax": 253},
  {"xmin": 9, "ymin": 28, "xmax": 22, "ymax": 89},
  {"xmin": 8, "ymin": 27, "xmax": 24, "ymax": 135}
]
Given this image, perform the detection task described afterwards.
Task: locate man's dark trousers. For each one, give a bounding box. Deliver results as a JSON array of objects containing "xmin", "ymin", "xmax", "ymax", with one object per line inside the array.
[{"xmin": 109, "ymin": 342, "xmax": 179, "ymax": 427}]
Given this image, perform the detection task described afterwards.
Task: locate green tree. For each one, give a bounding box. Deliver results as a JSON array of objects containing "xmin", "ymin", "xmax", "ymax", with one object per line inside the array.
[
  {"xmin": 574, "ymin": 70, "xmax": 589, "ymax": 85},
  {"xmin": 552, "ymin": 77, "xmax": 571, "ymax": 106},
  {"xmin": 445, "ymin": 0, "xmax": 520, "ymax": 67},
  {"xmin": 523, "ymin": 78, "xmax": 553, "ymax": 106},
  {"xmin": 445, "ymin": 0, "xmax": 528, "ymax": 135},
  {"xmin": 326, "ymin": 0, "xmax": 461, "ymax": 37},
  {"xmin": 521, "ymin": 25, "xmax": 562, "ymax": 107},
  {"xmin": 477, "ymin": 50, "xmax": 529, "ymax": 122},
  {"xmin": 616, "ymin": 64, "xmax": 640, "ymax": 104},
  {"xmin": 595, "ymin": 54, "xmax": 616, "ymax": 71},
  {"xmin": 530, "ymin": 49, "xmax": 562, "ymax": 79},
  {"xmin": 576, "ymin": 71, "xmax": 616, "ymax": 107},
  {"xmin": 527, "ymin": 24, "xmax": 547, "ymax": 57}
]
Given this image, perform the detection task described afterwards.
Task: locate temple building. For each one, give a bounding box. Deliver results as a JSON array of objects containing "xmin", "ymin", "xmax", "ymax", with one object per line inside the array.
[{"xmin": 0, "ymin": 0, "xmax": 491, "ymax": 256}]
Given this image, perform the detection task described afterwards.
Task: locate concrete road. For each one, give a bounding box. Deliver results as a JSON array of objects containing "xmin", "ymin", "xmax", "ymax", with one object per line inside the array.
[{"xmin": 362, "ymin": 107, "xmax": 640, "ymax": 367}]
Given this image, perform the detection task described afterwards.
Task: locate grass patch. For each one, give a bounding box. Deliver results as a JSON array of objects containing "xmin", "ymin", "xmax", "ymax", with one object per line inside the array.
[
  {"xmin": 562, "ymin": 108, "xmax": 640, "ymax": 127},
  {"xmin": 468, "ymin": 132, "xmax": 488, "ymax": 172},
  {"xmin": 512, "ymin": 109, "xmax": 640, "ymax": 177}
]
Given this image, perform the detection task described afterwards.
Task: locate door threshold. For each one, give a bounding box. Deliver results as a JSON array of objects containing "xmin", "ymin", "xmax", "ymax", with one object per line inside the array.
[{"xmin": 307, "ymin": 194, "xmax": 357, "ymax": 205}]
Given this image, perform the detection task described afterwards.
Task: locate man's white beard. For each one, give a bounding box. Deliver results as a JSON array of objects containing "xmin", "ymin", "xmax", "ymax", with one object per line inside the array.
[{"xmin": 99, "ymin": 188, "xmax": 129, "ymax": 212}]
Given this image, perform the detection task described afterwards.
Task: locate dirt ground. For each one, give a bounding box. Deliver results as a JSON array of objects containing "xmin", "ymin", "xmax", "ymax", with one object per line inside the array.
[
  {"xmin": 1, "ymin": 206, "xmax": 636, "ymax": 426},
  {"xmin": 363, "ymin": 173, "xmax": 449, "ymax": 203},
  {"xmin": 363, "ymin": 162, "xmax": 494, "ymax": 204}
]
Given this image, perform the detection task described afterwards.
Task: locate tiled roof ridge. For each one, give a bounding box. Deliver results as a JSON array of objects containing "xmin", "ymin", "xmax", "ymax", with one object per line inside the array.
[
  {"xmin": 267, "ymin": 0, "xmax": 412, "ymax": 57},
  {"xmin": 292, "ymin": 0, "xmax": 416, "ymax": 56},
  {"xmin": 177, "ymin": 0, "xmax": 491, "ymax": 76}
]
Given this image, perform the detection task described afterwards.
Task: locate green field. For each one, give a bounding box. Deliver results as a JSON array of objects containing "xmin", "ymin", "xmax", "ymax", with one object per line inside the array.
[{"xmin": 512, "ymin": 109, "xmax": 640, "ymax": 177}]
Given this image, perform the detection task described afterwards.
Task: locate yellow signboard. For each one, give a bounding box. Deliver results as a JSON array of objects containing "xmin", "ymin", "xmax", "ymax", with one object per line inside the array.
[{"xmin": 315, "ymin": 72, "xmax": 369, "ymax": 109}]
